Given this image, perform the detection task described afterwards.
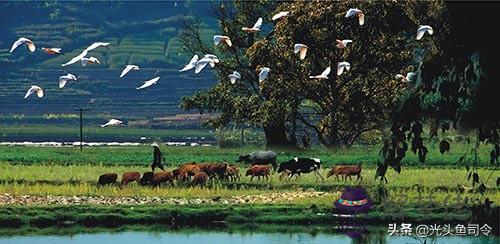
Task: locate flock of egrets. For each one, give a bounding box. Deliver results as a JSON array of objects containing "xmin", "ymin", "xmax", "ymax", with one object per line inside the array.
[
  {"xmin": 178, "ymin": 8, "xmax": 432, "ymax": 85},
  {"xmin": 9, "ymin": 6, "xmax": 433, "ymax": 128}
]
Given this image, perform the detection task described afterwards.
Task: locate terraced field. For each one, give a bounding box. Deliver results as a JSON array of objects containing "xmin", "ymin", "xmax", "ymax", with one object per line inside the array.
[
  {"xmin": 0, "ymin": 1, "xmax": 219, "ymax": 117},
  {"xmin": 0, "ymin": 67, "xmax": 217, "ymax": 116}
]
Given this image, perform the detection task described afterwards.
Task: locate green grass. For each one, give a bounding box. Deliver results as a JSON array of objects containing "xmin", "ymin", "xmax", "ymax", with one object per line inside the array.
[
  {"xmin": 0, "ymin": 164, "xmax": 497, "ymax": 207},
  {"xmin": 0, "ymin": 204, "xmax": 475, "ymax": 229},
  {"xmin": 0, "ymin": 164, "xmax": 497, "ymax": 189},
  {"xmin": 0, "ymin": 143, "xmax": 497, "ymax": 228},
  {"xmin": 0, "ymin": 137, "xmax": 497, "ymax": 206},
  {"xmin": 0, "ymin": 137, "xmax": 494, "ymax": 166}
]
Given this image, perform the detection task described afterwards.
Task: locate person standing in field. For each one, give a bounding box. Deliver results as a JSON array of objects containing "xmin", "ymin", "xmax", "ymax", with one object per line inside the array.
[{"xmin": 151, "ymin": 143, "xmax": 166, "ymax": 172}]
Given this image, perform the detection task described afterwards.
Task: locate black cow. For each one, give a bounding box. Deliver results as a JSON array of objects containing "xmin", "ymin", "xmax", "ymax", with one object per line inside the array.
[
  {"xmin": 277, "ymin": 157, "xmax": 324, "ymax": 182},
  {"xmin": 97, "ymin": 173, "xmax": 118, "ymax": 186},
  {"xmin": 139, "ymin": 172, "xmax": 155, "ymax": 186},
  {"xmin": 236, "ymin": 151, "xmax": 277, "ymax": 171}
]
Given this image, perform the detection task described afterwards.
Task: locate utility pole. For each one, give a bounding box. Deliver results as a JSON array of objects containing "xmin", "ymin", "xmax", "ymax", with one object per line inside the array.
[{"xmin": 75, "ymin": 107, "xmax": 90, "ymax": 150}]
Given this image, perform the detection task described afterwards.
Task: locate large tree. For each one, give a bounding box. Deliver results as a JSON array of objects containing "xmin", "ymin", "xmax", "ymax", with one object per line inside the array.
[
  {"xmin": 248, "ymin": 1, "xmax": 447, "ymax": 147},
  {"xmin": 180, "ymin": 0, "xmax": 447, "ymax": 148},
  {"xmin": 180, "ymin": 1, "xmax": 297, "ymax": 148}
]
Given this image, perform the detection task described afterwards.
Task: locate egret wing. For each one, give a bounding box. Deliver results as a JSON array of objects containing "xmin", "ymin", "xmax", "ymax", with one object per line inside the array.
[
  {"xmin": 253, "ymin": 17, "xmax": 263, "ymax": 29},
  {"xmin": 320, "ymin": 67, "xmax": 331, "ymax": 77},
  {"xmin": 62, "ymin": 50, "xmax": 87, "ymax": 67}
]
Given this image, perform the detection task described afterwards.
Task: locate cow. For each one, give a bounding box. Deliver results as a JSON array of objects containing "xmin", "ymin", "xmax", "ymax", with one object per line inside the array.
[
  {"xmin": 172, "ymin": 168, "xmax": 182, "ymax": 179},
  {"xmin": 197, "ymin": 163, "xmax": 210, "ymax": 172},
  {"xmin": 97, "ymin": 173, "xmax": 118, "ymax": 186},
  {"xmin": 192, "ymin": 171, "xmax": 209, "ymax": 188},
  {"xmin": 152, "ymin": 171, "xmax": 175, "ymax": 187},
  {"xmin": 245, "ymin": 165, "xmax": 271, "ymax": 182},
  {"xmin": 236, "ymin": 151, "xmax": 278, "ymax": 171},
  {"xmin": 121, "ymin": 171, "xmax": 141, "ymax": 186},
  {"xmin": 277, "ymin": 157, "xmax": 324, "ymax": 182},
  {"xmin": 139, "ymin": 172, "xmax": 155, "ymax": 185},
  {"xmin": 175, "ymin": 163, "xmax": 200, "ymax": 181},
  {"xmin": 203, "ymin": 163, "xmax": 228, "ymax": 180},
  {"xmin": 225, "ymin": 165, "xmax": 240, "ymax": 182},
  {"xmin": 327, "ymin": 165, "xmax": 362, "ymax": 182}
]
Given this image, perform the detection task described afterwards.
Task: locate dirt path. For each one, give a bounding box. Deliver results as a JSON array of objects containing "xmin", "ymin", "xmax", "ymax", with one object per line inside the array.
[{"xmin": 0, "ymin": 191, "xmax": 333, "ymax": 206}]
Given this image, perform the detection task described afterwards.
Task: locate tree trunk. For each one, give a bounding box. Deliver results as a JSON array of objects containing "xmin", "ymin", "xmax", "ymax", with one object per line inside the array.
[
  {"xmin": 323, "ymin": 133, "xmax": 339, "ymax": 149},
  {"xmin": 317, "ymin": 126, "xmax": 340, "ymax": 149},
  {"xmin": 263, "ymin": 123, "xmax": 296, "ymax": 149},
  {"xmin": 240, "ymin": 127, "xmax": 245, "ymax": 147}
]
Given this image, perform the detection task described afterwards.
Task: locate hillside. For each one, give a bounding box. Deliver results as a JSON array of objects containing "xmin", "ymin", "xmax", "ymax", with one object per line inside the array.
[{"xmin": 0, "ymin": 1, "xmax": 219, "ymax": 118}]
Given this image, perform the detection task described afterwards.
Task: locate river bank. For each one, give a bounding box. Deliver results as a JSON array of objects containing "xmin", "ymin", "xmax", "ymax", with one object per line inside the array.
[{"xmin": 0, "ymin": 203, "xmax": 484, "ymax": 229}]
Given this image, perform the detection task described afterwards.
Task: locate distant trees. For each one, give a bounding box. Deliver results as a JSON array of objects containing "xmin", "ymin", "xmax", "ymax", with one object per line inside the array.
[{"xmin": 180, "ymin": 0, "xmax": 447, "ymax": 148}]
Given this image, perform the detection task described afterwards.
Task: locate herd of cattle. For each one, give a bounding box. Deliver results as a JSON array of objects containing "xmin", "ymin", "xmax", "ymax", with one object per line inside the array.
[{"xmin": 96, "ymin": 151, "xmax": 363, "ymax": 187}]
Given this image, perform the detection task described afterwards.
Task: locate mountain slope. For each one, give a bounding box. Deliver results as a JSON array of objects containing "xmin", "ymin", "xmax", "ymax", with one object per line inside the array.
[{"xmin": 0, "ymin": 1, "xmax": 218, "ymax": 117}]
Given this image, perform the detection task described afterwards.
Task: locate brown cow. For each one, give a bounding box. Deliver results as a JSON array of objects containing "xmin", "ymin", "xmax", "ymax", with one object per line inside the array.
[
  {"xmin": 192, "ymin": 171, "xmax": 209, "ymax": 188},
  {"xmin": 195, "ymin": 163, "xmax": 227, "ymax": 180},
  {"xmin": 205, "ymin": 163, "xmax": 228, "ymax": 180},
  {"xmin": 121, "ymin": 171, "xmax": 141, "ymax": 186},
  {"xmin": 226, "ymin": 165, "xmax": 240, "ymax": 182},
  {"xmin": 175, "ymin": 163, "xmax": 201, "ymax": 181},
  {"xmin": 327, "ymin": 165, "xmax": 362, "ymax": 182},
  {"xmin": 172, "ymin": 168, "xmax": 182, "ymax": 180},
  {"xmin": 197, "ymin": 163, "xmax": 211, "ymax": 172},
  {"xmin": 245, "ymin": 165, "xmax": 271, "ymax": 182},
  {"xmin": 178, "ymin": 162, "xmax": 197, "ymax": 169},
  {"xmin": 97, "ymin": 173, "xmax": 118, "ymax": 186},
  {"xmin": 152, "ymin": 171, "xmax": 175, "ymax": 187}
]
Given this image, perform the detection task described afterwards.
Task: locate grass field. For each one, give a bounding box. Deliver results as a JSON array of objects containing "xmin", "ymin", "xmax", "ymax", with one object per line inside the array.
[
  {"xmin": 0, "ymin": 164, "xmax": 496, "ymax": 190},
  {"xmin": 0, "ymin": 138, "xmax": 494, "ymax": 166},
  {"xmin": 0, "ymin": 127, "xmax": 496, "ymax": 230},
  {"xmin": 0, "ymin": 144, "xmax": 497, "ymax": 228},
  {"xmin": 0, "ymin": 164, "xmax": 498, "ymax": 207}
]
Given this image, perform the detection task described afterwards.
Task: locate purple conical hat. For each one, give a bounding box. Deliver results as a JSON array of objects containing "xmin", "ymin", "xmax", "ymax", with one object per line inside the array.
[{"xmin": 334, "ymin": 186, "xmax": 373, "ymax": 213}]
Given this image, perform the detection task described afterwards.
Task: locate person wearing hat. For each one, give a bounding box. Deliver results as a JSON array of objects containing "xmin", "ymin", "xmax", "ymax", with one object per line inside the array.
[
  {"xmin": 334, "ymin": 186, "xmax": 373, "ymax": 214},
  {"xmin": 151, "ymin": 143, "xmax": 166, "ymax": 172}
]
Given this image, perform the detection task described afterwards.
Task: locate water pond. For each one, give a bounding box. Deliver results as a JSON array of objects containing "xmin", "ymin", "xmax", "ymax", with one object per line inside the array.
[{"xmin": 0, "ymin": 227, "xmax": 497, "ymax": 244}]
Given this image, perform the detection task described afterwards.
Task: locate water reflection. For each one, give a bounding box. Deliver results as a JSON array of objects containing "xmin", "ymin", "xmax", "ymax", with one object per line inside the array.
[{"xmin": 0, "ymin": 226, "xmax": 496, "ymax": 244}]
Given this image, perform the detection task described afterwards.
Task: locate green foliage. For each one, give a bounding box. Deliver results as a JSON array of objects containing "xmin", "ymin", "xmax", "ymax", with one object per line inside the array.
[
  {"xmin": 382, "ymin": 3, "xmax": 498, "ymax": 183},
  {"xmin": 254, "ymin": 1, "xmax": 447, "ymax": 147},
  {"xmin": 213, "ymin": 127, "xmax": 265, "ymax": 148},
  {"xmin": 180, "ymin": 0, "xmax": 448, "ymax": 148}
]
